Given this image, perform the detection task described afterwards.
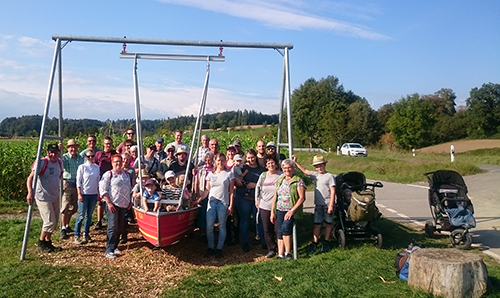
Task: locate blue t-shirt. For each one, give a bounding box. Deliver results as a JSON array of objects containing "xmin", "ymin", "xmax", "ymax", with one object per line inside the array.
[{"xmin": 143, "ymin": 189, "xmax": 160, "ymax": 209}]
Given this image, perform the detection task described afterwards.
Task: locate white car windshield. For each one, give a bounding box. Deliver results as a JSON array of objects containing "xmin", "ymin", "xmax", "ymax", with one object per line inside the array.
[{"xmin": 350, "ymin": 144, "xmax": 363, "ymax": 148}]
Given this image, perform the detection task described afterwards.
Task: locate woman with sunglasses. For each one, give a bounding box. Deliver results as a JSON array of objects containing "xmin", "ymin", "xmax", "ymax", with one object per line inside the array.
[{"xmin": 75, "ymin": 150, "xmax": 100, "ymax": 244}]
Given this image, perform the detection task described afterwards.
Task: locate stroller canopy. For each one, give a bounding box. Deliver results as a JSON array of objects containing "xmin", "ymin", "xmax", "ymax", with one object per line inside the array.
[{"xmin": 430, "ymin": 170, "xmax": 468, "ymax": 193}]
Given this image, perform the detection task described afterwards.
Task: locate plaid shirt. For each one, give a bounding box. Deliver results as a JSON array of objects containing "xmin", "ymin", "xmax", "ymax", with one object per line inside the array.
[{"xmin": 62, "ymin": 152, "xmax": 84, "ymax": 180}]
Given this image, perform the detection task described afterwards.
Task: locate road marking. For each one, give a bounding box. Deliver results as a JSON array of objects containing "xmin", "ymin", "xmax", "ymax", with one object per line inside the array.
[
  {"xmin": 397, "ymin": 213, "xmax": 409, "ymax": 218},
  {"xmin": 407, "ymin": 184, "xmax": 429, "ymax": 189},
  {"xmin": 378, "ymin": 203, "xmax": 386, "ymax": 208},
  {"xmin": 411, "ymin": 220, "xmax": 424, "ymax": 226},
  {"xmin": 386, "ymin": 208, "xmax": 397, "ymax": 213}
]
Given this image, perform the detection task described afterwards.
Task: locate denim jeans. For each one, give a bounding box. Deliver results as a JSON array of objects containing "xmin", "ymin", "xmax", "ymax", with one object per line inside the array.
[
  {"xmin": 276, "ymin": 210, "xmax": 295, "ymax": 239},
  {"xmin": 206, "ymin": 200, "xmax": 228, "ymax": 250},
  {"xmin": 74, "ymin": 194, "xmax": 98, "ymax": 237},
  {"xmin": 234, "ymin": 194, "xmax": 254, "ymax": 244},
  {"xmin": 105, "ymin": 204, "xmax": 127, "ymax": 254}
]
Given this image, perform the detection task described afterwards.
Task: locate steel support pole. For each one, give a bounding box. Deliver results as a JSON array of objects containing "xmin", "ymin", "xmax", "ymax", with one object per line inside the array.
[
  {"xmin": 133, "ymin": 55, "xmax": 145, "ymax": 198},
  {"xmin": 58, "ymin": 42, "xmax": 64, "ymax": 230},
  {"xmin": 20, "ymin": 39, "xmax": 61, "ymax": 260}
]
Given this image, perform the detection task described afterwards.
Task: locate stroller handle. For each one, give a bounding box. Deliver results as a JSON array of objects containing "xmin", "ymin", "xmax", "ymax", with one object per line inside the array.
[{"xmin": 341, "ymin": 181, "xmax": 383, "ymax": 190}]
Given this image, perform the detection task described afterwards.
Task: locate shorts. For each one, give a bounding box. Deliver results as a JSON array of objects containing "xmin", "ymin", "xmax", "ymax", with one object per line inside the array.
[
  {"xmin": 36, "ymin": 199, "xmax": 60, "ymax": 233},
  {"xmin": 61, "ymin": 180, "xmax": 78, "ymax": 215},
  {"xmin": 276, "ymin": 210, "xmax": 295, "ymax": 239},
  {"xmin": 313, "ymin": 205, "xmax": 334, "ymax": 225}
]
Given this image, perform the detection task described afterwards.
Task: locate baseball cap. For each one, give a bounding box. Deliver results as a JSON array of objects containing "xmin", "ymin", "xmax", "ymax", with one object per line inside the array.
[
  {"xmin": 232, "ymin": 140, "xmax": 242, "ymax": 147},
  {"xmin": 266, "ymin": 141, "xmax": 276, "ymax": 148},
  {"xmin": 165, "ymin": 170, "xmax": 175, "ymax": 179},
  {"xmin": 47, "ymin": 144, "xmax": 59, "ymax": 152},
  {"xmin": 234, "ymin": 154, "xmax": 243, "ymax": 161},
  {"xmin": 144, "ymin": 178, "xmax": 156, "ymax": 187},
  {"xmin": 156, "ymin": 137, "xmax": 164, "ymax": 143}
]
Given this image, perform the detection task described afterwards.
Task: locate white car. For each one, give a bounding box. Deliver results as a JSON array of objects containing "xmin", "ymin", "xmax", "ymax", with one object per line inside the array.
[{"xmin": 340, "ymin": 143, "xmax": 368, "ymax": 157}]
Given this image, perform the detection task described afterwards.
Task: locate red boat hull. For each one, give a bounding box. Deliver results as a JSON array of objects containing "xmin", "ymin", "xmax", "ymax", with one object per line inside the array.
[{"xmin": 134, "ymin": 206, "xmax": 200, "ymax": 247}]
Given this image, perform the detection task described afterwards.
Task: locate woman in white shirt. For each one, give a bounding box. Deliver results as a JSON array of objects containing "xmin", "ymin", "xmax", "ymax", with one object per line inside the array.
[
  {"xmin": 75, "ymin": 150, "xmax": 100, "ymax": 245},
  {"xmin": 199, "ymin": 153, "xmax": 235, "ymax": 259}
]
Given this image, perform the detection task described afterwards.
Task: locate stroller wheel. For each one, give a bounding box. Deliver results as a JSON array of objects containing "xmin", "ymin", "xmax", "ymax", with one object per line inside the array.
[
  {"xmin": 336, "ymin": 229, "xmax": 346, "ymax": 249},
  {"xmin": 424, "ymin": 220, "xmax": 436, "ymax": 237},
  {"xmin": 372, "ymin": 227, "xmax": 383, "ymax": 249},
  {"xmin": 449, "ymin": 229, "xmax": 472, "ymax": 250}
]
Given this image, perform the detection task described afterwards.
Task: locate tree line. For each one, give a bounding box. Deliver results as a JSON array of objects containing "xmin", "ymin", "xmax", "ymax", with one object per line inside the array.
[
  {"xmin": 291, "ymin": 76, "xmax": 500, "ymax": 150},
  {"xmin": 0, "ymin": 110, "xmax": 279, "ymax": 138}
]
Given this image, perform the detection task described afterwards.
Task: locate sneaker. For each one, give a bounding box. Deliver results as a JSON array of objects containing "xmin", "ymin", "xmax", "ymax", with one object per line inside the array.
[
  {"xmin": 321, "ymin": 241, "xmax": 330, "ymax": 253},
  {"xmin": 94, "ymin": 221, "xmax": 103, "ymax": 230},
  {"xmin": 242, "ymin": 243, "xmax": 250, "ymax": 252},
  {"xmin": 215, "ymin": 249, "xmax": 223, "ymax": 259},
  {"xmin": 307, "ymin": 242, "xmax": 318, "ymax": 256},
  {"xmin": 119, "ymin": 236, "xmax": 128, "ymax": 244},
  {"xmin": 60, "ymin": 229, "xmax": 69, "ymax": 239},
  {"xmin": 74, "ymin": 236, "xmax": 86, "ymax": 245},
  {"xmin": 47, "ymin": 240, "xmax": 62, "ymax": 252},
  {"xmin": 285, "ymin": 253, "xmax": 293, "ymax": 260},
  {"xmin": 37, "ymin": 240, "xmax": 52, "ymax": 253},
  {"xmin": 65, "ymin": 226, "xmax": 74, "ymax": 233},
  {"xmin": 205, "ymin": 248, "xmax": 215, "ymax": 258},
  {"xmin": 266, "ymin": 251, "xmax": 276, "ymax": 259},
  {"xmin": 84, "ymin": 234, "xmax": 92, "ymax": 243},
  {"xmin": 105, "ymin": 252, "xmax": 116, "ymax": 259},
  {"xmin": 276, "ymin": 255, "xmax": 285, "ymax": 260},
  {"xmin": 114, "ymin": 248, "xmax": 121, "ymax": 255}
]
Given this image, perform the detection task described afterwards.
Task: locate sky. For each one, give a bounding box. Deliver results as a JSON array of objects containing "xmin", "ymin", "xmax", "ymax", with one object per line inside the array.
[{"xmin": 1, "ymin": 0, "xmax": 499, "ymax": 121}]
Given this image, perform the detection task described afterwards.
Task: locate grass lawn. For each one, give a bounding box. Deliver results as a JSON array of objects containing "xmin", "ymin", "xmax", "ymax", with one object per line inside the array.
[{"xmin": 2, "ymin": 214, "xmax": 500, "ymax": 297}]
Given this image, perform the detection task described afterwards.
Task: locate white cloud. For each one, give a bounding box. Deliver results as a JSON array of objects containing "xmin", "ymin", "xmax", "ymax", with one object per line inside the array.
[
  {"xmin": 157, "ymin": 0, "xmax": 389, "ymax": 40},
  {"xmin": 17, "ymin": 36, "xmax": 55, "ymax": 57}
]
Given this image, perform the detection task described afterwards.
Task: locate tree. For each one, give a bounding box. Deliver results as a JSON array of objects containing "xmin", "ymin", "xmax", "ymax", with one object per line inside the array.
[
  {"xmin": 465, "ymin": 83, "xmax": 500, "ymax": 138},
  {"xmin": 387, "ymin": 93, "xmax": 435, "ymax": 149}
]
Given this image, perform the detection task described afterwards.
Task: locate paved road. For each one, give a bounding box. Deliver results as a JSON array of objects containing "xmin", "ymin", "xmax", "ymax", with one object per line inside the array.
[{"xmin": 303, "ymin": 166, "xmax": 500, "ymax": 261}]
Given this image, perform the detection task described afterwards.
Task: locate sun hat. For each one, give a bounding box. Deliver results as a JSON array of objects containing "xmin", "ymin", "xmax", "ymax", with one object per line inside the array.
[
  {"xmin": 65, "ymin": 139, "xmax": 80, "ymax": 148},
  {"xmin": 139, "ymin": 168, "xmax": 150, "ymax": 178},
  {"xmin": 234, "ymin": 154, "xmax": 243, "ymax": 161},
  {"xmin": 144, "ymin": 178, "xmax": 156, "ymax": 187},
  {"xmin": 266, "ymin": 141, "xmax": 276, "ymax": 149},
  {"xmin": 47, "ymin": 144, "xmax": 59, "ymax": 152},
  {"xmin": 165, "ymin": 170, "xmax": 176, "ymax": 179},
  {"xmin": 175, "ymin": 147, "xmax": 188, "ymax": 156},
  {"xmin": 312, "ymin": 155, "xmax": 327, "ymax": 166}
]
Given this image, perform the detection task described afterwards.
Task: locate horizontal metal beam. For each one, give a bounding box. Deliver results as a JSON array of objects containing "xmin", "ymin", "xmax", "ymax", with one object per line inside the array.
[
  {"xmin": 52, "ymin": 35, "xmax": 293, "ymax": 50},
  {"xmin": 120, "ymin": 53, "xmax": 225, "ymax": 62}
]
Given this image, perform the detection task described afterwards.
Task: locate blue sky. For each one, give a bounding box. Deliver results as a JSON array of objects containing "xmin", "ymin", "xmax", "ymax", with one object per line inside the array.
[{"xmin": 1, "ymin": 0, "xmax": 499, "ymax": 121}]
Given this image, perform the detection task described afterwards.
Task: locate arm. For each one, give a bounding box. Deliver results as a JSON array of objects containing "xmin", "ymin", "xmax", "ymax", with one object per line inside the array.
[
  {"xmin": 328, "ymin": 186, "xmax": 335, "ymax": 214},
  {"xmin": 254, "ymin": 175, "xmax": 262, "ymax": 208},
  {"xmin": 76, "ymin": 166, "xmax": 83, "ymax": 202},
  {"xmin": 291, "ymin": 155, "xmax": 311, "ymax": 176},
  {"xmin": 99, "ymin": 172, "xmax": 115, "ymax": 213},
  {"xmin": 228, "ymin": 178, "xmax": 235, "ymax": 215},
  {"xmin": 26, "ymin": 171, "xmax": 35, "ymax": 205},
  {"xmin": 270, "ymin": 192, "xmax": 277, "ymax": 224},
  {"xmin": 240, "ymin": 169, "xmax": 249, "ymax": 178}
]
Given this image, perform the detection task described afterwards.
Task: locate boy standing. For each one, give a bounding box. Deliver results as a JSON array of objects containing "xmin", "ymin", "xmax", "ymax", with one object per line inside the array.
[{"xmin": 292, "ymin": 155, "xmax": 335, "ymax": 255}]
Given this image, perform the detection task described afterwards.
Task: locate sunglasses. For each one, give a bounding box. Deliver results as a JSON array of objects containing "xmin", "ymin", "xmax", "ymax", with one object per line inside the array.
[
  {"xmin": 127, "ymin": 132, "xmax": 134, "ymax": 135},
  {"xmin": 86, "ymin": 155, "xmax": 94, "ymax": 158},
  {"xmin": 87, "ymin": 140, "xmax": 96, "ymax": 143}
]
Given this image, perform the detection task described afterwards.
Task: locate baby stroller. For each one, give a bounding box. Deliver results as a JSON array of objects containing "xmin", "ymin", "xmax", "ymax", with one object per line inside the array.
[
  {"xmin": 333, "ymin": 172, "xmax": 384, "ymax": 249},
  {"xmin": 424, "ymin": 170, "xmax": 476, "ymax": 249}
]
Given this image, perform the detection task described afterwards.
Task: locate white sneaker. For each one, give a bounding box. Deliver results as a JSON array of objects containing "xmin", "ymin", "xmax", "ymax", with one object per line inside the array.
[
  {"xmin": 105, "ymin": 252, "xmax": 116, "ymax": 259},
  {"xmin": 114, "ymin": 248, "xmax": 121, "ymax": 255}
]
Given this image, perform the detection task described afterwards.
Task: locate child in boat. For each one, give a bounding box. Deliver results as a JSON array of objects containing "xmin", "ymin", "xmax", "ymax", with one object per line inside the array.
[
  {"xmin": 142, "ymin": 178, "xmax": 161, "ymax": 212},
  {"xmin": 132, "ymin": 169, "xmax": 149, "ymax": 207},
  {"xmin": 161, "ymin": 171, "xmax": 189, "ymax": 211}
]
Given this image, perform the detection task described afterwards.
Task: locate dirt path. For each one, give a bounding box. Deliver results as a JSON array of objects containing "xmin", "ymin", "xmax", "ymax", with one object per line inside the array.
[{"xmin": 417, "ymin": 139, "xmax": 500, "ymax": 153}]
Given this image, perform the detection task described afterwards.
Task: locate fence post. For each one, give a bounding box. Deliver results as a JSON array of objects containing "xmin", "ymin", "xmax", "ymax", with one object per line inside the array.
[{"xmin": 450, "ymin": 145, "xmax": 455, "ymax": 162}]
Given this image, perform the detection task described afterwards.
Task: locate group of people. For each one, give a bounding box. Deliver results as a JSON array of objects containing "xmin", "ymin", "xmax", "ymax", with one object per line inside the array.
[{"xmin": 27, "ymin": 128, "xmax": 337, "ymax": 261}]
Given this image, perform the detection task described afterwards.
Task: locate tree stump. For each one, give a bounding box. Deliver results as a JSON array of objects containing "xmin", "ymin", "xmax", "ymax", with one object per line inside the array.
[{"xmin": 408, "ymin": 248, "xmax": 487, "ymax": 298}]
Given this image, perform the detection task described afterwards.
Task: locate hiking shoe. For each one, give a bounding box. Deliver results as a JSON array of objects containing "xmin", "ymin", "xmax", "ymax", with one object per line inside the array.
[
  {"xmin": 37, "ymin": 240, "xmax": 52, "ymax": 253},
  {"xmin": 60, "ymin": 229, "xmax": 69, "ymax": 239},
  {"xmin": 276, "ymin": 255, "xmax": 285, "ymax": 260},
  {"xmin": 47, "ymin": 240, "xmax": 62, "ymax": 252},
  {"xmin": 285, "ymin": 253, "xmax": 293, "ymax": 260},
  {"xmin": 94, "ymin": 221, "xmax": 103, "ymax": 230},
  {"xmin": 84, "ymin": 234, "xmax": 92, "ymax": 243},
  {"xmin": 266, "ymin": 251, "xmax": 276, "ymax": 259},
  {"xmin": 215, "ymin": 249, "xmax": 223, "ymax": 259},
  {"xmin": 242, "ymin": 243, "xmax": 250, "ymax": 252},
  {"xmin": 74, "ymin": 236, "xmax": 86, "ymax": 245},
  {"xmin": 321, "ymin": 241, "xmax": 330, "ymax": 253},
  {"xmin": 307, "ymin": 242, "xmax": 318, "ymax": 256},
  {"xmin": 205, "ymin": 248, "xmax": 215, "ymax": 258},
  {"xmin": 65, "ymin": 226, "xmax": 74, "ymax": 233},
  {"xmin": 114, "ymin": 248, "xmax": 121, "ymax": 255},
  {"xmin": 105, "ymin": 252, "xmax": 116, "ymax": 259}
]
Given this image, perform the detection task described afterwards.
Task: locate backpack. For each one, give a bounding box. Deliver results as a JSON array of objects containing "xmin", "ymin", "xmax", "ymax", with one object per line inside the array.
[
  {"xmin": 348, "ymin": 189, "xmax": 377, "ymax": 222},
  {"xmin": 35, "ymin": 157, "xmax": 63, "ymax": 177},
  {"xmin": 394, "ymin": 242, "xmax": 423, "ymax": 281}
]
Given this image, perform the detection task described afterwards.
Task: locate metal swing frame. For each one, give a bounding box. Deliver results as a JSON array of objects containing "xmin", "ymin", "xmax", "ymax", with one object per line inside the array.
[{"xmin": 21, "ymin": 35, "xmax": 294, "ymax": 260}]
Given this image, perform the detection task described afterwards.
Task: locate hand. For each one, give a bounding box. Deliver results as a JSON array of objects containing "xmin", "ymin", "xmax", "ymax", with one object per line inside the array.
[
  {"xmin": 78, "ymin": 194, "xmax": 84, "ymax": 202},
  {"xmin": 247, "ymin": 182, "xmax": 256, "ymax": 189},
  {"xmin": 327, "ymin": 206, "xmax": 333, "ymax": 214},
  {"xmin": 107, "ymin": 202, "xmax": 116, "ymax": 213},
  {"xmin": 255, "ymin": 201, "xmax": 259, "ymax": 209},
  {"xmin": 227, "ymin": 205, "xmax": 233, "ymax": 216},
  {"xmin": 270, "ymin": 212, "xmax": 275, "ymax": 224},
  {"xmin": 26, "ymin": 193, "xmax": 34, "ymax": 205},
  {"xmin": 291, "ymin": 155, "xmax": 297, "ymax": 162},
  {"xmin": 284, "ymin": 209, "xmax": 294, "ymax": 220}
]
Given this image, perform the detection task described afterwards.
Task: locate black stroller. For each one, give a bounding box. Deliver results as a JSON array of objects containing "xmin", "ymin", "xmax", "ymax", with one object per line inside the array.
[
  {"xmin": 424, "ymin": 170, "xmax": 476, "ymax": 249},
  {"xmin": 333, "ymin": 172, "xmax": 384, "ymax": 249}
]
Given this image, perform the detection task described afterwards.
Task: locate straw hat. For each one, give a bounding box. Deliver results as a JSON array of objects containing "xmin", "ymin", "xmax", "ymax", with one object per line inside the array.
[
  {"xmin": 139, "ymin": 168, "xmax": 150, "ymax": 178},
  {"xmin": 65, "ymin": 139, "xmax": 80, "ymax": 148},
  {"xmin": 311, "ymin": 155, "xmax": 327, "ymax": 166}
]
